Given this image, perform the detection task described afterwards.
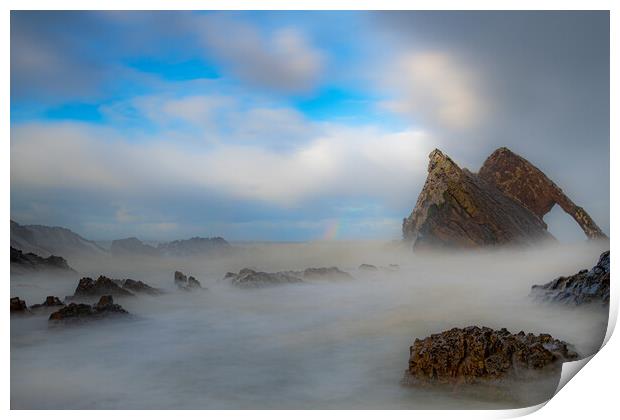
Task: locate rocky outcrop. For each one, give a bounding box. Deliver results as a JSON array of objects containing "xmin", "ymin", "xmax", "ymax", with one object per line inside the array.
[
  {"xmin": 302, "ymin": 267, "xmax": 353, "ymax": 280},
  {"xmin": 11, "ymin": 220, "xmax": 107, "ymax": 259},
  {"xmin": 120, "ymin": 278, "xmax": 163, "ymax": 295},
  {"xmin": 11, "ymin": 297, "xmax": 30, "ymax": 315},
  {"xmin": 70, "ymin": 276, "xmax": 136, "ymax": 299},
  {"xmin": 403, "ymin": 148, "xmax": 606, "ymax": 249},
  {"xmin": 174, "ymin": 271, "xmax": 203, "ymax": 290},
  {"xmin": 405, "ymin": 326, "xmax": 578, "ymax": 385},
  {"xmin": 225, "ymin": 268, "xmax": 304, "ymax": 288},
  {"xmin": 531, "ymin": 251, "xmax": 610, "ymax": 305},
  {"xmin": 30, "ymin": 296, "xmax": 65, "ymax": 312},
  {"xmin": 49, "ymin": 295, "xmax": 129, "ymax": 323},
  {"xmin": 10, "ymin": 247, "xmax": 76, "ymax": 274},
  {"xmin": 478, "ymin": 148, "xmax": 607, "ymax": 240},
  {"xmin": 110, "ymin": 237, "xmax": 159, "ymax": 257},
  {"xmin": 159, "ymin": 237, "xmax": 231, "ymax": 257}
]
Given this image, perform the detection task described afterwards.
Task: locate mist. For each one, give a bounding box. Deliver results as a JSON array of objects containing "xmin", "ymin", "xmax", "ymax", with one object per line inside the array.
[{"xmin": 10, "ymin": 240, "xmax": 609, "ymax": 409}]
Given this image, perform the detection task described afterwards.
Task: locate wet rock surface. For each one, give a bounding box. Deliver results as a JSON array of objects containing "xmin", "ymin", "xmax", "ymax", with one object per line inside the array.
[
  {"xmin": 11, "ymin": 297, "xmax": 30, "ymax": 315},
  {"xmin": 402, "ymin": 148, "xmax": 605, "ymax": 249},
  {"xmin": 49, "ymin": 295, "xmax": 129, "ymax": 323},
  {"xmin": 11, "ymin": 246, "xmax": 76, "ymax": 274},
  {"xmin": 405, "ymin": 326, "xmax": 578, "ymax": 385},
  {"xmin": 226, "ymin": 268, "xmax": 304, "ymax": 288},
  {"xmin": 531, "ymin": 251, "xmax": 610, "ymax": 305},
  {"xmin": 174, "ymin": 271, "xmax": 203, "ymax": 290}
]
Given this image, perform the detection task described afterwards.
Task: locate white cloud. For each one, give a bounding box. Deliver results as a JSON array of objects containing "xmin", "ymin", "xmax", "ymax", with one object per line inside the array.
[
  {"xmin": 11, "ymin": 120, "xmax": 433, "ymax": 208},
  {"xmin": 381, "ymin": 52, "xmax": 485, "ymax": 129},
  {"xmin": 195, "ymin": 15, "xmax": 325, "ymax": 93}
]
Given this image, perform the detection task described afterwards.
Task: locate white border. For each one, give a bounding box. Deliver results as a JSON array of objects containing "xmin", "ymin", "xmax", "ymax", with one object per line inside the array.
[{"xmin": 3, "ymin": 1, "xmax": 616, "ymax": 419}]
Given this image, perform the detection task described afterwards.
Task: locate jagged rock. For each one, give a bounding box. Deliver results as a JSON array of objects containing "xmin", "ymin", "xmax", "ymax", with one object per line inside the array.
[
  {"xmin": 225, "ymin": 268, "xmax": 304, "ymax": 288},
  {"xmin": 11, "ymin": 297, "xmax": 30, "ymax": 315},
  {"xmin": 71, "ymin": 276, "xmax": 135, "ymax": 299},
  {"xmin": 120, "ymin": 278, "xmax": 163, "ymax": 295},
  {"xmin": 10, "ymin": 246, "xmax": 76, "ymax": 274},
  {"xmin": 110, "ymin": 237, "xmax": 159, "ymax": 257},
  {"xmin": 478, "ymin": 148, "xmax": 607, "ymax": 240},
  {"xmin": 30, "ymin": 296, "xmax": 65, "ymax": 312},
  {"xmin": 531, "ymin": 251, "xmax": 610, "ymax": 305},
  {"xmin": 405, "ymin": 326, "xmax": 578, "ymax": 385},
  {"xmin": 174, "ymin": 271, "xmax": 203, "ymax": 290},
  {"xmin": 403, "ymin": 148, "xmax": 606, "ymax": 249},
  {"xmin": 302, "ymin": 267, "xmax": 354, "ymax": 280},
  {"xmin": 359, "ymin": 264, "xmax": 379, "ymax": 271},
  {"xmin": 49, "ymin": 295, "xmax": 129, "ymax": 323}
]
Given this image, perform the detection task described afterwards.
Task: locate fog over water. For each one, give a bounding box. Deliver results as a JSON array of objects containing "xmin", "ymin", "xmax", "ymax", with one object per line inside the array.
[{"xmin": 11, "ymin": 241, "xmax": 609, "ymax": 409}]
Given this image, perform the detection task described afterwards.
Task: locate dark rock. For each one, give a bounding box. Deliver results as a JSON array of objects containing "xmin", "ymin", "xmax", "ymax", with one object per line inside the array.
[
  {"xmin": 225, "ymin": 268, "xmax": 303, "ymax": 288},
  {"xmin": 402, "ymin": 148, "xmax": 605, "ymax": 249},
  {"xmin": 359, "ymin": 264, "xmax": 379, "ymax": 271},
  {"xmin": 72, "ymin": 276, "xmax": 135, "ymax": 299},
  {"xmin": 120, "ymin": 278, "xmax": 163, "ymax": 295},
  {"xmin": 405, "ymin": 326, "xmax": 578, "ymax": 385},
  {"xmin": 11, "ymin": 297, "xmax": 30, "ymax": 315},
  {"xmin": 49, "ymin": 295, "xmax": 129, "ymax": 323},
  {"xmin": 531, "ymin": 251, "xmax": 610, "ymax": 305},
  {"xmin": 174, "ymin": 271, "xmax": 203, "ymax": 290},
  {"xmin": 10, "ymin": 246, "xmax": 76, "ymax": 274},
  {"xmin": 30, "ymin": 296, "xmax": 65, "ymax": 311},
  {"xmin": 302, "ymin": 267, "xmax": 354, "ymax": 280},
  {"xmin": 110, "ymin": 237, "xmax": 159, "ymax": 257}
]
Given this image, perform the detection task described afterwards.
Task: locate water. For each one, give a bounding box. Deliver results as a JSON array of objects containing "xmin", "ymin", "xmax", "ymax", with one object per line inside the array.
[{"xmin": 10, "ymin": 241, "xmax": 609, "ymax": 409}]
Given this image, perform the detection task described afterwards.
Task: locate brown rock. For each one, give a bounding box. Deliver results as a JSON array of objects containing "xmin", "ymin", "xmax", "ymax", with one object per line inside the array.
[
  {"xmin": 30, "ymin": 296, "xmax": 65, "ymax": 311},
  {"xmin": 478, "ymin": 147, "xmax": 607, "ymax": 240},
  {"xmin": 49, "ymin": 295, "xmax": 129, "ymax": 323},
  {"xmin": 72, "ymin": 276, "xmax": 135, "ymax": 299},
  {"xmin": 11, "ymin": 297, "xmax": 30, "ymax": 315},
  {"xmin": 405, "ymin": 326, "xmax": 578, "ymax": 385},
  {"xmin": 403, "ymin": 148, "xmax": 606, "ymax": 249},
  {"xmin": 531, "ymin": 250, "xmax": 610, "ymax": 305}
]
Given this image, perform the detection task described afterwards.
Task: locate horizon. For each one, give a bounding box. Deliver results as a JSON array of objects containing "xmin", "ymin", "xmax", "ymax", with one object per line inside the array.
[{"xmin": 10, "ymin": 11, "xmax": 610, "ymax": 242}]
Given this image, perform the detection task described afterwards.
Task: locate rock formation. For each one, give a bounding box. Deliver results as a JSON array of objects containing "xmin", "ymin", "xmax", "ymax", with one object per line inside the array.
[
  {"xmin": 224, "ymin": 268, "xmax": 304, "ymax": 288},
  {"xmin": 70, "ymin": 276, "xmax": 136, "ymax": 299},
  {"xmin": 11, "ymin": 297, "xmax": 30, "ymax": 315},
  {"xmin": 174, "ymin": 271, "xmax": 203, "ymax": 290},
  {"xmin": 302, "ymin": 267, "xmax": 353, "ymax": 281},
  {"xmin": 405, "ymin": 326, "xmax": 578, "ymax": 385},
  {"xmin": 359, "ymin": 264, "xmax": 379, "ymax": 271},
  {"xmin": 531, "ymin": 250, "xmax": 610, "ymax": 305},
  {"xmin": 11, "ymin": 247, "xmax": 76, "ymax": 274},
  {"xmin": 110, "ymin": 237, "xmax": 159, "ymax": 257},
  {"xmin": 49, "ymin": 295, "xmax": 129, "ymax": 323},
  {"xmin": 478, "ymin": 148, "xmax": 607, "ymax": 240},
  {"xmin": 30, "ymin": 296, "xmax": 65, "ymax": 312},
  {"xmin": 120, "ymin": 278, "xmax": 163, "ymax": 295},
  {"xmin": 403, "ymin": 148, "xmax": 606, "ymax": 249}
]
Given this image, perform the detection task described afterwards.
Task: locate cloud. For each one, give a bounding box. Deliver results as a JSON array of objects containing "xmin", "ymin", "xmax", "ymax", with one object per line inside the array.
[
  {"xmin": 380, "ymin": 52, "xmax": 485, "ymax": 129},
  {"xmin": 195, "ymin": 15, "xmax": 325, "ymax": 93},
  {"xmin": 11, "ymin": 120, "xmax": 432, "ymax": 209}
]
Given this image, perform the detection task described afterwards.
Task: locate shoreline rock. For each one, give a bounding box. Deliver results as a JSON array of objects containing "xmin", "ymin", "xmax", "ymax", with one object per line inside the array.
[
  {"xmin": 405, "ymin": 326, "xmax": 578, "ymax": 385},
  {"xmin": 531, "ymin": 250, "xmax": 610, "ymax": 305},
  {"xmin": 49, "ymin": 295, "xmax": 129, "ymax": 323},
  {"xmin": 174, "ymin": 271, "xmax": 203, "ymax": 291},
  {"xmin": 11, "ymin": 246, "xmax": 76, "ymax": 274}
]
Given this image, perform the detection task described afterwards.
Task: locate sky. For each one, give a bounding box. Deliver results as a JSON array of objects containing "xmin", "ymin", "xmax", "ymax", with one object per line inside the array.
[{"xmin": 10, "ymin": 11, "xmax": 609, "ymax": 242}]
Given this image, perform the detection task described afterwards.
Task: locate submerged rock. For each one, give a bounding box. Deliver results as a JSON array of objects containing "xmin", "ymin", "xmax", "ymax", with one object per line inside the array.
[
  {"xmin": 405, "ymin": 326, "xmax": 578, "ymax": 385},
  {"xmin": 226, "ymin": 268, "xmax": 304, "ymax": 288},
  {"xmin": 531, "ymin": 251, "xmax": 610, "ymax": 305},
  {"xmin": 30, "ymin": 296, "xmax": 65, "ymax": 312},
  {"xmin": 49, "ymin": 295, "xmax": 129, "ymax": 323},
  {"xmin": 10, "ymin": 246, "xmax": 76, "ymax": 274},
  {"xmin": 302, "ymin": 267, "xmax": 354, "ymax": 280},
  {"xmin": 402, "ymin": 148, "xmax": 605, "ymax": 249},
  {"xmin": 174, "ymin": 271, "xmax": 203, "ymax": 290},
  {"xmin": 11, "ymin": 297, "xmax": 30, "ymax": 315}
]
